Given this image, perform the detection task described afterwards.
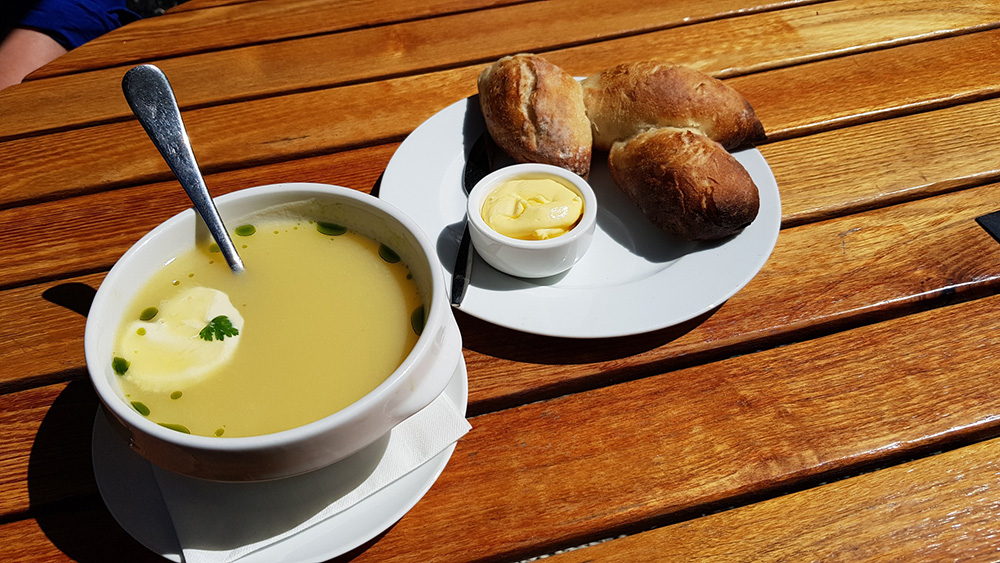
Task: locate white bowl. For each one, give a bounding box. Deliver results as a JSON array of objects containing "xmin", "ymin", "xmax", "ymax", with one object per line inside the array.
[
  {"xmin": 467, "ymin": 163, "xmax": 597, "ymax": 278},
  {"xmin": 85, "ymin": 183, "xmax": 462, "ymax": 481}
]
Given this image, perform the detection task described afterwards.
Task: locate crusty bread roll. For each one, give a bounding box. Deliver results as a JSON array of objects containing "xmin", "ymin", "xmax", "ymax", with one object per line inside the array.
[
  {"xmin": 478, "ymin": 54, "xmax": 592, "ymax": 177},
  {"xmin": 609, "ymin": 127, "xmax": 760, "ymax": 241},
  {"xmin": 583, "ymin": 61, "xmax": 765, "ymax": 151}
]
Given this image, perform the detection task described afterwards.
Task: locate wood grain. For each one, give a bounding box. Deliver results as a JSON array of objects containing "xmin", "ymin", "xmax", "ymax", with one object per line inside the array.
[
  {"xmin": 734, "ymin": 27, "xmax": 1000, "ymax": 140},
  {"xmin": 4, "ymin": 3, "xmax": 1000, "ymax": 561},
  {"xmin": 0, "ymin": 499, "xmax": 161, "ymax": 562},
  {"xmin": 7, "ymin": 291, "xmax": 1000, "ymax": 559},
  {"xmin": 0, "ymin": 68, "xmax": 480, "ymax": 207},
  {"xmin": 343, "ymin": 292, "xmax": 1000, "ymax": 562},
  {"xmin": 0, "ymin": 382, "xmax": 98, "ymax": 518},
  {"xmin": 545, "ymin": 437, "xmax": 1000, "ymax": 562},
  {"xmin": 3, "ymin": 165, "xmax": 999, "ymax": 414},
  {"xmin": 3, "ymin": 0, "xmax": 993, "ymax": 140},
  {"xmin": 25, "ymin": 0, "xmax": 531, "ymax": 79},
  {"xmin": 6, "ymin": 25, "xmax": 1000, "ymax": 209},
  {"xmin": 550, "ymin": 0, "xmax": 1000, "ymax": 79},
  {"xmin": 460, "ymin": 181, "xmax": 1000, "ymax": 411},
  {"xmin": 0, "ymin": 143, "xmax": 394, "ymax": 289},
  {"xmin": 0, "ymin": 0, "xmax": 773, "ymax": 138},
  {"xmin": 767, "ymin": 96, "xmax": 1000, "ymax": 227},
  {"xmin": 0, "ymin": 274, "xmax": 102, "ymax": 394}
]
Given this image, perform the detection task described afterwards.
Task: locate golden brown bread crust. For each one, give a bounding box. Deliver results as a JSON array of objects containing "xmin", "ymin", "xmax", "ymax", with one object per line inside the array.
[
  {"xmin": 583, "ymin": 61, "xmax": 765, "ymax": 151},
  {"xmin": 477, "ymin": 54, "xmax": 592, "ymax": 177},
  {"xmin": 609, "ymin": 127, "xmax": 760, "ymax": 241}
]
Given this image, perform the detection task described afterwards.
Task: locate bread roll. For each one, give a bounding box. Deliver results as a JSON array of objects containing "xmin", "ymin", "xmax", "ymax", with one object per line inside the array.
[
  {"xmin": 609, "ymin": 127, "xmax": 759, "ymax": 241},
  {"xmin": 478, "ymin": 54, "xmax": 592, "ymax": 177},
  {"xmin": 583, "ymin": 61, "xmax": 765, "ymax": 151}
]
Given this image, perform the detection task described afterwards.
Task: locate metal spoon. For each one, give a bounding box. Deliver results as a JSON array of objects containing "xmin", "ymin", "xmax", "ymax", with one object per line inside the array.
[{"xmin": 121, "ymin": 64, "xmax": 245, "ymax": 274}]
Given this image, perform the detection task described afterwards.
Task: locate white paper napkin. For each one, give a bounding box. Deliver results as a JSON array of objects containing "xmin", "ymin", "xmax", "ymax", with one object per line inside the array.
[{"xmin": 152, "ymin": 391, "xmax": 471, "ymax": 563}]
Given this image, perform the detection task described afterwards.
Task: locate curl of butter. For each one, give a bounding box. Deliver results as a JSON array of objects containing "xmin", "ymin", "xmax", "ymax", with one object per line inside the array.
[
  {"xmin": 481, "ymin": 177, "xmax": 583, "ymax": 240},
  {"xmin": 118, "ymin": 286, "xmax": 243, "ymax": 392}
]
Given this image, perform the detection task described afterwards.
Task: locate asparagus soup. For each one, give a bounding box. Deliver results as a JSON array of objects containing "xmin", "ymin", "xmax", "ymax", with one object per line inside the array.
[{"xmin": 111, "ymin": 214, "xmax": 424, "ymax": 438}]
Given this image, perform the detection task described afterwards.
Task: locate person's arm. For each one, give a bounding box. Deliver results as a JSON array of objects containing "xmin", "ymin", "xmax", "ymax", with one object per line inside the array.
[{"xmin": 0, "ymin": 27, "xmax": 67, "ymax": 91}]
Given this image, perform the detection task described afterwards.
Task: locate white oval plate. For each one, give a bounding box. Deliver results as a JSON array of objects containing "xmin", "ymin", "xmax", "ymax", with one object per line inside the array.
[{"xmin": 380, "ymin": 96, "xmax": 781, "ymax": 338}]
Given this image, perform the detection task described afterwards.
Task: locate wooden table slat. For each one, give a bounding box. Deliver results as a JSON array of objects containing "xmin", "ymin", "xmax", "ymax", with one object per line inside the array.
[
  {"xmin": 0, "ymin": 382, "xmax": 98, "ymax": 518},
  {"xmin": 769, "ymin": 96, "xmax": 1000, "ymax": 227},
  {"xmin": 347, "ymin": 291, "xmax": 1000, "ymax": 562},
  {"xmin": 546, "ymin": 437, "xmax": 1000, "ymax": 562},
  {"xmin": 0, "ymin": 143, "xmax": 395, "ymax": 290},
  {"xmin": 3, "ymin": 136, "xmax": 1000, "ymax": 411},
  {"xmin": 6, "ymin": 290, "xmax": 1000, "ymax": 559},
  {"xmin": 3, "ymin": 0, "xmax": 995, "ymax": 140},
  {"xmin": 5, "ymin": 23, "xmax": 1000, "ymax": 211},
  {"xmin": 0, "ymin": 499, "xmax": 161, "ymax": 563},
  {"xmin": 5, "ymin": 92, "xmax": 1000, "ymax": 290},
  {"xmin": 25, "ymin": 0, "xmax": 532, "ymax": 80}
]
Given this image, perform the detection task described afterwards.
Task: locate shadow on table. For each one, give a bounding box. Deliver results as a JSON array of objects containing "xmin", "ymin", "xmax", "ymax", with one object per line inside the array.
[
  {"xmin": 28, "ymin": 381, "xmax": 163, "ymax": 561},
  {"xmin": 456, "ymin": 304, "xmax": 715, "ymax": 365},
  {"xmin": 26, "ymin": 281, "xmax": 158, "ymax": 561}
]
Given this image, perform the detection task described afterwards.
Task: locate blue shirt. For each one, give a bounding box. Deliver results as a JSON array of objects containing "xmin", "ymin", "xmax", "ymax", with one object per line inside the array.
[{"xmin": 19, "ymin": 0, "xmax": 139, "ymax": 50}]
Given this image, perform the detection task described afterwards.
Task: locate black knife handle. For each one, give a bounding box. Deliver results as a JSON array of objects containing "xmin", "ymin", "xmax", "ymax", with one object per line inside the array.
[{"xmin": 451, "ymin": 223, "xmax": 474, "ymax": 306}]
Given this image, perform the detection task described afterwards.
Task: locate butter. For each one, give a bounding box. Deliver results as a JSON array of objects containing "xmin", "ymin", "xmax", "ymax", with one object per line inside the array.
[
  {"xmin": 481, "ymin": 177, "xmax": 584, "ymax": 240},
  {"xmin": 117, "ymin": 286, "xmax": 243, "ymax": 392}
]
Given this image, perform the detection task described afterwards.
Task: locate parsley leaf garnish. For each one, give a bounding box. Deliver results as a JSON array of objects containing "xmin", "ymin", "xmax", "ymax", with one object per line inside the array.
[{"xmin": 199, "ymin": 315, "xmax": 240, "ymax": 342}]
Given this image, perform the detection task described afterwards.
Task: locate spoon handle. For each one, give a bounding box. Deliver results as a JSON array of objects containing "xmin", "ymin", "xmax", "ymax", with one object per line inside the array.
[{"xmin": 122, "ymin": 64, "xmax": 245, "ymax": 274}]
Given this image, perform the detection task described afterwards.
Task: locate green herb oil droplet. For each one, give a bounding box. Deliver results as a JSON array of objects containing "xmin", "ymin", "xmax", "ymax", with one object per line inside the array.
[
  {"xmin": 410, "ymin": 305, "xmax": 425, "ymax": 336},
  {"xmin": 131, "ymin": 401, "xmax": 150, "ymax": 416},
  {"xmin": 112, "ymin": 356, "xmax": 130, "ymax": 375},
  {"xmin": 235, "ymin": 224, "xmax": 256, "ymax": 236},
  {"xmin": 316, "ymin": 222, "xmax": 347, "ymax": 236},
  {"xmin": 379, "ymin": 244, "xmax": 400, "ymax": 263},
  {"xmin": 170, "ymin": 391, "xmax": 183, "ymax": 400},
  {"xmin": 159, "ymin": 423, "xmax": 190, "ymax": 434},
  {"xmin": 139, "ymin": 306, "xmax": 159, "ymax": 321}
]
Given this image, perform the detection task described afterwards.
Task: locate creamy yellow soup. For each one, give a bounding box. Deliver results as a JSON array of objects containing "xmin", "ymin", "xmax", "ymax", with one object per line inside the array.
[{"xmin": 111, "ymin": 217, "xmax": 423, "ymax": 438}]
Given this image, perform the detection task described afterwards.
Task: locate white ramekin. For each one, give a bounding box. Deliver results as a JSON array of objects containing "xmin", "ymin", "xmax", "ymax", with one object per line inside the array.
[{"xmin": 467, "ymin": 163, "xmax": 597, "ymax": 278}]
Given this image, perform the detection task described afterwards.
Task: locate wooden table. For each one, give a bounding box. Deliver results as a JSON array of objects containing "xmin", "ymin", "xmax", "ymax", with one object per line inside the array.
[{"xmin": 4, "ymin": 0, "xmax": 1000, "ymax": 560}]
